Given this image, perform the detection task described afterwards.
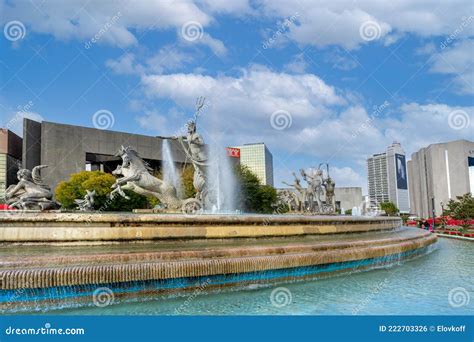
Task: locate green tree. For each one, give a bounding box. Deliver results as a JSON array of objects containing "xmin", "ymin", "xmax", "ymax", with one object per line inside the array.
[
  {"xmin": 380, "ymin": 202, "xmax": 399, "ymax": 216},
  {"xmin": 181, "ymin": 165, "xmax": 197, "ymax": 199},
  {"xmin": 235, "ymin": 165, "xmax": 278, "ymax": 213},
  {"xmin": 55, "ymin": 171, "xmax": 149, "ymax": 211},
  {"xmin": 445, "ymin": 193, "xmax": 474, "ymax": 232}
]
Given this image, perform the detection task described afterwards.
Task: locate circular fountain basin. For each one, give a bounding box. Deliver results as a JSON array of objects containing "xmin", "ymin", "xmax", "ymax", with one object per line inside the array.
[{"xmin": 0, "ymin": 213, "xmax": 436, "ymax": 312}]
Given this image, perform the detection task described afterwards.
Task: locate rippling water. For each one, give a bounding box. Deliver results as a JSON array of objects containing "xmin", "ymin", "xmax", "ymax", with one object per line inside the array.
[{"xmin": 54, "ymin": 237, "xmax": 473, "ymax": 315}]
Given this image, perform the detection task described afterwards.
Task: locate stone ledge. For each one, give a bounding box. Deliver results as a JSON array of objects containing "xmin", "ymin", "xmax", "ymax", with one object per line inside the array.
[
  {"xmin": 0, "ymin": 213, "xmax": 401, "ymax": 242},
  {"xmin": 0, "ymin": 232, "xmax": 436, "ymax": 290}
]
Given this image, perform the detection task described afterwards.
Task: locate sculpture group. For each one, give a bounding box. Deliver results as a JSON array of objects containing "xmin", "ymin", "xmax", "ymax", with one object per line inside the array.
[
  {"xmin": 4, "ymin": 97, "xmax": 337, "ymax": 216},
  {"xmin": 4, "ymin": 165, "xmax": 59, "ymax": 210},
  {"xmin": 110, "ymin": 97, "xmax": 216, "ymax": 214},
  {"xmin": 279, "ymin": 163, "xmax": 336, "ymax": 214}
]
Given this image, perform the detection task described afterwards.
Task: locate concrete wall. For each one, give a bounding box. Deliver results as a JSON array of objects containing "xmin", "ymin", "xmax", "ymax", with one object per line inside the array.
[
  {"xmin": 0, "ymin": 129, "xmax": 22, "ymax": 159},
  {"xmin": 23, "ymin": 119, "xmax": 187, "ymax": 191},
  {"xmin": 408, "ymin": 139, "xmax": 474, "ymax": 218},
  {"xmin": 23, "ymin": 119, "xmax": 41, "ymax": 170},
  {"xmin": 334, "ymin": 187, "xmax": 363, "ymax": 212}
]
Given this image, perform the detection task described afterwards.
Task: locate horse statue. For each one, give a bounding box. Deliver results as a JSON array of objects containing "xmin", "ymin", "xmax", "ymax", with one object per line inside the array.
[
  {"xmin": 75, "ymin": 190, "xmax": 96, "ymax": 211},
  {"xmin": 5, "ymin": 165, "xmax": 60, "ymax": 210},
  {"xmin": 110, "ymin": 146, "xmax": 182, "ymax": 210}
]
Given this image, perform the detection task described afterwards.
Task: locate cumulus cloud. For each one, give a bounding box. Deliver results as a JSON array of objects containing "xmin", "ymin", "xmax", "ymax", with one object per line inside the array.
[
  {"xmin": 105, "ymin": 53, "xmax": 144, "ymax": 75},
  {"xmin": 146, "ymin": 46, "xmax": 195, "ymax": 74},
  {"xmin": 383, "ymin": 102, "xmax": 474, "ymax": 156},
  {"xmin": 1, "ymin": 0, "xmax": 214, "ymax": 48},
  {"xmin": 430, "ymin": 39, "xmax": 474, "ymax": 95},
  {"xmin": 257, "ymin": 0, "xmax": 472, "ymax": 49},
  {"xmin": 284, "ymin": 53, "xmax": 308, "ymax": 74},
  {"xmin": 140, "ymin": 65, "xmax": 345, "ymax": 139},
  {"xmin": 3, "ymin": 0, "xmax": 471, "ymax": 52},
  {"xmin": 138, "ymin": 63, "xmax": 473, "ymax": 190}
]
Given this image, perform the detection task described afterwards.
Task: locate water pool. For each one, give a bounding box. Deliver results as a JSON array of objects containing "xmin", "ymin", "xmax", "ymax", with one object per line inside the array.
[{"xmin": 52, "ymin": 237, "xmax": 472, "ymax": 315}]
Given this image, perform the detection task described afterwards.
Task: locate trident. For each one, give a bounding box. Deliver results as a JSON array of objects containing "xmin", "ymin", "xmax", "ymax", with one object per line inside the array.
[{"xmin": 194, "ymin": 96, "xmax": 206, "ymax": 124}]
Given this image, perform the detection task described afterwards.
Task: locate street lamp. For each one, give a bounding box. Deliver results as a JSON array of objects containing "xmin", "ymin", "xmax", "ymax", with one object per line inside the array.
[{"xmin": 431, "ymin": 197, "xmax": 436, "ymax": 231}]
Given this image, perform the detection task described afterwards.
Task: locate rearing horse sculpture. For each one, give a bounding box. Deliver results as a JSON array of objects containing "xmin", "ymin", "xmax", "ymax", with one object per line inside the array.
[{"xmin": 110, "ymin": 146, "xmax": 181, "ymax": 209}]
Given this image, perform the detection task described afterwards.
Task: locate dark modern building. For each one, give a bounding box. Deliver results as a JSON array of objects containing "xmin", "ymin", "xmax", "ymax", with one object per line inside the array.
[
  {"xmin": 367, "ymin": 142, "xmax": 410, "ymax": 213},
  {"xmin": 22, "ymin": 119, "xmax": 188, "ymax": 191},
  {"xmin": 0, "ymin": 129, "xmax": 23, "ymax": 200}
]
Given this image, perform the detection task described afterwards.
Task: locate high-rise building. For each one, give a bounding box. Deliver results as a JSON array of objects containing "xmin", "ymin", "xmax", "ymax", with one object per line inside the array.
[
  {"xmin": 0, "ymin": 129, "xmax": 22, "ymax": 200},
  {"xmin": 367, "ymin": 142, "xmax": 410, "ymax": 213},
  {"xmin": 235, "ymin": 143, "xmax": 274, "ymax": 186},
  {"xmin": 408, "ymin": 139, "xmax": 474, "ymax": 218}
]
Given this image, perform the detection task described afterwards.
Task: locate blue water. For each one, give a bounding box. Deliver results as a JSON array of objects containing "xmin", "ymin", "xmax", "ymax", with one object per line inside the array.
[{"xmin": 54, "ymin": 238, "xmax": 473, "ymax": 315}]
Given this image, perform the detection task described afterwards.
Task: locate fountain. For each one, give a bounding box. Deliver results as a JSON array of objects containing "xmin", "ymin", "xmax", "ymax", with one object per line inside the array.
[
  {"xmin": 162, "ymin": 139, "xmax": 183, "ymax": 199},
  {"xmin": 0, "ymin": 97, "xmax": 438, "ymax": 313}
]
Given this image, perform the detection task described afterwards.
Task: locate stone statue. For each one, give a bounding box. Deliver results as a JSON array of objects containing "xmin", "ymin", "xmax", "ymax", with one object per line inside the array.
[
  {"xmin": 301, "ymin": 168, "xmax": 324, "ymax": 212},
  {"xmin": 323, "ymin": 175, "xmax": 336, "ymax": 209},
  {"xmin": 177, "ymin": 96, "xmax": 217, "ymax": 211},
  {"xmin": 75, "ymin": 190, "xmax": 96, "ymax": 211},
  {"xmin": 282, "ymin": 172, "xmax": 306, "ymax": 211},
  {"xmin": 110, "ymin": 146, "xmax": 182, "ymax": 210},
  {"xmin": 280, "ymin": 163, "xmax": 336, "ymax": 215},
  {"xmin": 5, "ymin": 165, "xmax": 60, "ymax": 210}
]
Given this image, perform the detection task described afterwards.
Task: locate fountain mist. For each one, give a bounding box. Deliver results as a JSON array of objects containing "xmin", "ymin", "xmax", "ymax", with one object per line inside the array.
[
  {"xmin": 207, "ymin": 144, "xmax": 237, "ymax": 212},
  {"xmin": 162, "ymin": 139, "xmax": 183, "ymax": 198}
]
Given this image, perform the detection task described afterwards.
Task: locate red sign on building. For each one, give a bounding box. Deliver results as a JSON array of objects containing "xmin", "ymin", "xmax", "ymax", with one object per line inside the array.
[{"xmin": 226, "ymin": 147, "xmax": 240, "ymax": 158}]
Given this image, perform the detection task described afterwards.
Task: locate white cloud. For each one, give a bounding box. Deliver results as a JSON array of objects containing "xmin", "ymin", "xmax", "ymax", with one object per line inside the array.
[
  {"xmin": 4, "ymin": 0, "xmax": 471, "ymax": 52},
  {"xmin": 105, "ymin": 53, "xmax": 144, "ymax": 75},
  {"xmin": 383, "ymin": 102, "xmax": 474, "ymax": 157},
  {"xmin": 257, "ymin": 0, "xmax": 473, "ymax": 49},
  {"xmin": 199, "ymin": 33, "xmax": 227, "ymax": 57},
  {"xmin": 139, "ymin": 65, "xmax": 473, "ymax": 190},
  {"xmin": 1, "ymin": 0, "xmax": 213, "ymax": 48},
  {"xmin": 146, "ymin": 46, "xmax": 194, "ymax": 74},
  {"xmin": 284, "ymin": 53, "xmax": 308, "ymax": 74},
  {"xmin": 331, "ymin": 166, "xmax": 367, "ymax": 191},
  {"xmin": 430, "ymin": 39, "xmax": 474, "ymax": 94},
  {"xmin": 141, "ymin": 65, "xmax": 345, "ymax": 129}
]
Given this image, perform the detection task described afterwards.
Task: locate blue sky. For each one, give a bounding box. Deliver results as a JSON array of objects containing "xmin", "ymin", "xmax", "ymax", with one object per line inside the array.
[{"xmin": 1, "ymin": 0, "xmax": 473, "ymax": 192}]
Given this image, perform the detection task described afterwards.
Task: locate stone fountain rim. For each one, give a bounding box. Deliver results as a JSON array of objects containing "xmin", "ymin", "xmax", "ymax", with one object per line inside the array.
[{"xmin": 0, "ymin": 211, "xmax": 402, "ymax": 224}]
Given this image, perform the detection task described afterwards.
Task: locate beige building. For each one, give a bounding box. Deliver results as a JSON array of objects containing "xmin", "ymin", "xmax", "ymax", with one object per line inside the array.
[
  {"xmin": 408, "ymin": 139, "xmax": 474, "ymax": 218},
  {"xmin": 235, "ymin": 143, "xmax": 274, "ymax": 186}
]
